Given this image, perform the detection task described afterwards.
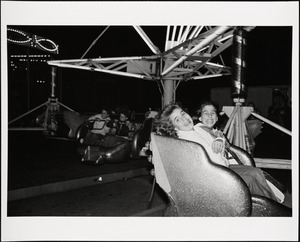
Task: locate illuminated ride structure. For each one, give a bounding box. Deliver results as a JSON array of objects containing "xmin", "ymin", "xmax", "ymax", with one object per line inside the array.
[
  {"xmin": 8, "ymin": 26, "xmax": 292, "ymax": 169},
  {"xmin": 7, "ymin": 28, "xmax": 76, "ymax": 134}
]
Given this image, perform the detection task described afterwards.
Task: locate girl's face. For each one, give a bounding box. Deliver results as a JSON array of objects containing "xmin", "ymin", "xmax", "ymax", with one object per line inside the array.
[
  {"xmin": 199, "ymin": 105, "xmax": 218, "ymax": 128},
  {"xmin": 170, "ymin": 108, "xmax": 194, "ymax": 131}
]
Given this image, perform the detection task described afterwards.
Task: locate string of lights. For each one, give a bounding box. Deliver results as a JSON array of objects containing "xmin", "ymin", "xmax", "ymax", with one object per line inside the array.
[{"xmin": 7, "ymin": 28, "xmax": 59, "ymax": 54}]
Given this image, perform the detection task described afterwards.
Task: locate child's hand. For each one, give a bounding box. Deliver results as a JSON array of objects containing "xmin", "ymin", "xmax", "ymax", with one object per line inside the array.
[
  {"xmin": 109, "ymin": 127, "xmax": 117, "ymax": 134},
  {"xmin": 212, "ymin": 129, "xmax": 224, "ymax": 137},
  {"xmin": 212, "ymin": 139, "xmax": 225, "ymax": 153}
]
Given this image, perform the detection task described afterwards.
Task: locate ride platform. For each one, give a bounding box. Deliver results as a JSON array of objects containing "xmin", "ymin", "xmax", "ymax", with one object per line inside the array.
[
  {"xmin": 6, "ymin": 127, "xmax": 292, "ymax": 216},
  {"xmin": 6, "ymin": 131, "xmax": 169, "ymax": 216}
]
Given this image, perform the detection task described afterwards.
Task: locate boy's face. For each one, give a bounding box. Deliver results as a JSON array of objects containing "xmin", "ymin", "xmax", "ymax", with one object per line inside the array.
[
  {"xmin": 119, "ymin": 113, "xmax": 127, "ymax": 122},
  {"xmin": 199, "ymin": 105, "xmax": 218, "ymax": 128}
]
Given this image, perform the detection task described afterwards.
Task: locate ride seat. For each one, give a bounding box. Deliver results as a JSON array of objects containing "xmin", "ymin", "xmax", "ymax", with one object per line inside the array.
[
  {"xmin": 150, "ymin": 133, "xmax": 291, "ymax": 217},
  {"xmin": 75, "ymin": 119, "xmax": 131, "ymax": 165},
  {"xmin": 75, "ymin": 118, "xmax": 154, "ymax": 165},
  {"xmin": 131, "ymin": 118, "xmax": 154, "ymax": 159}
]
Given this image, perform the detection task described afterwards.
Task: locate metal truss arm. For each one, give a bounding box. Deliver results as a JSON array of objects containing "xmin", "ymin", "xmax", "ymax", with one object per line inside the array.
[
  {"xmin": 133, "ymin": 26, "xmax": 161, "ymax": 55},
  {"xmin": 161, "ymin": 26, "xmax": 231, "ymax": 77},
  {"xmin": 81, "ymin": 26, "xmax": 110, "ymax": 59},
  {"xmin": 48, "ymin": 56, "xmax": 160, "ymax": 81}
]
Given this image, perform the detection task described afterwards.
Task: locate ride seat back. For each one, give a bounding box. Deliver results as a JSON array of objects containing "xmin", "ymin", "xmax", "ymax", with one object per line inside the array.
[
  {"xmin": 131, "ymin": 118, "xmax": 154, "ymax": 159},
  {"xmin": 76, "ymin": 121, "xmax": 90, "ymax": 143},
  {"xmin": 151, "ymin": 133, "xmax": 252, "ymax": 216},
  {"xmin": 63, "ymin": 110, "xmax": 89, "ymax": 139}
]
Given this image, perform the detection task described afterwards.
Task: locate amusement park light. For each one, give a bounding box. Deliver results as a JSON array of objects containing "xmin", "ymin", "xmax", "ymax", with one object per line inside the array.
[
  {"xmin": 7, "ymin": 28, "xmax": 31, "ymax": 44},
  {"xmin": 34, "ymin": 37, "xmax": 59, "ymax": 53},
  {"xmin": 7, "ymin": 28, "xmax": 59, "ymax": 54}
]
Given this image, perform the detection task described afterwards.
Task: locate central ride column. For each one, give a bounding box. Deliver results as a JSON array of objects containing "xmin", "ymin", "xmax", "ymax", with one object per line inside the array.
[{"xmin": 223, "ymin": 27, "xmax": 253, "ymax": 153}]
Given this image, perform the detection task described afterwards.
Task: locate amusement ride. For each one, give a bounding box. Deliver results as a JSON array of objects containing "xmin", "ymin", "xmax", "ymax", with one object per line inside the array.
[{"xmin": 8, "ymin": 25, "xmax": 292, "ymax": 168}]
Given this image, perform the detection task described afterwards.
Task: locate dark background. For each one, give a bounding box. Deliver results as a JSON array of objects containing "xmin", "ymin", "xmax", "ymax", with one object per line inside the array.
[{"xmin": 7, "ymin": 26, "xmax": 292, "ymax": 117}]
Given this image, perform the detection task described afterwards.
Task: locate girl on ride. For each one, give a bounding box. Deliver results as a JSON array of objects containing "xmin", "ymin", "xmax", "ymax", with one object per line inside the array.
[{"xmin": 154, "ymin": 103, "xmax": 283, "ymax": 203}]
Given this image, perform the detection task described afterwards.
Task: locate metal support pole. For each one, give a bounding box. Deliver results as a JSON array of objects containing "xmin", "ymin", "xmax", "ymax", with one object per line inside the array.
[
  {"xmin": 227, "ymin": 113, "xmax": 236, "ymax": 143},
  {"xmin": 8, "ymin": 101, "xmax": 49, "ymax": 125},
  {"xmin": 50, "ymin": 66, "xmax": 57, "ymax": 97},
  {"xmin": 163, "ymin": 79, "xmax": 175, "ymax": 107},
  {"xmin": 133, "ymin": 26, "xmax": 161, "ymax": 55},
  {"xmin": 223, "ymin": 27, "xmax": 250, "ymax": 150},
  {"xmin": 251, "ymin": 112, "xmax": 291, "ymax": 136},
  {"xmin": 223, "ymin": 106, "xmax": 237, "ymax": 134},
  {"xmin": 26, "ymin": 47, "xmax": 30, "ymax": 110},
  {"xmin": 81, "ymin": 26, "xmax": 110, "ymax": 59}
]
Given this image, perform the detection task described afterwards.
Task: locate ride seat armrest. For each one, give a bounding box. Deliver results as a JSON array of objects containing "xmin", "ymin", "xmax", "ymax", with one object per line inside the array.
[
  {"xmin": 227, "ymin": 144, "xmax": 256, "ymax": 166},
  {"xmin": 251, "ymin": 195, "xmax": 292, "ymax": 217}
]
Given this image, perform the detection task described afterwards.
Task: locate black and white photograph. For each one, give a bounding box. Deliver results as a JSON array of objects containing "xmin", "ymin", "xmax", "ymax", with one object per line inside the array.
[{"xmin": 1, "ymin": 1, "xmax": 299, "ymax": 241}]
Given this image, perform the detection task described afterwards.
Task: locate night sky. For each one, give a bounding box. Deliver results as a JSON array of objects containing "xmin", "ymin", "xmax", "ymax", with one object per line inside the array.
[{"xmin": 7, "ymin": 25, "xmax": 292, "ymax": 115}]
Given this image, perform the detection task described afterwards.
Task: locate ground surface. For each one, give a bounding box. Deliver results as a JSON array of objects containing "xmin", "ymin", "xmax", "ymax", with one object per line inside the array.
[
  {"xmin": 7, "ymin": 175, "xmax": 167, "ymax": 216},
  {"xmin": 5, "ymin": 127, "xmax": 293, "ymax": 217}
]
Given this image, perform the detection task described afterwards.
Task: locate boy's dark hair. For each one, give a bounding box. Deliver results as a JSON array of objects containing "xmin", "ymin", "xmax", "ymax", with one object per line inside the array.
[{"xmin": 196, "ymin": 100, "xmax": 220, "ymax": 116}]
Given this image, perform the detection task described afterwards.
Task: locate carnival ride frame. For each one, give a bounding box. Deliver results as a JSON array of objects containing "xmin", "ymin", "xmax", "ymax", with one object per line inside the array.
[{"xmin": 8, "ymin": 25, "xmax": 292, "ymax": 169}]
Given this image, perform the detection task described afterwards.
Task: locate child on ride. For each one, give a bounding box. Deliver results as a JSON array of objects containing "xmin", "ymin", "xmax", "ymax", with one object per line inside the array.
[
  {"xmin": 154, "ymin": 103, "xmax": 283, "ymax": 203},
  {"xmin": 195, "ymin": 101, "xmax": 285, "ymax": 202},
  {"xmin": 110, "ymin": 111, "xmax": 135, "ymax": 138},
  {"xmin": 88, "ymin": 108, "xmax": 112, "ymax": 136},
  {"xmin": 195, "ymin": 101, "xmax": 234, "ymax": 165}
]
